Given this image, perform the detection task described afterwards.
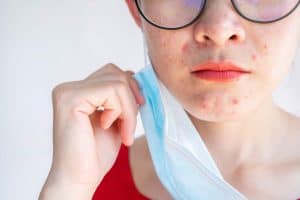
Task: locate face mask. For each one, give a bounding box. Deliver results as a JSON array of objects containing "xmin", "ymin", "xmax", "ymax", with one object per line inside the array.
[{"xmin": 133, "ymin": 63, "xmax": 248, "ymax": 200}]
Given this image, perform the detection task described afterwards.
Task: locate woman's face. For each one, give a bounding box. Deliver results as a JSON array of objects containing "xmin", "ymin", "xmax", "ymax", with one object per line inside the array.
[{"xmin": 127, "ymin": 0, "xmax": 300, "ymax": 121}]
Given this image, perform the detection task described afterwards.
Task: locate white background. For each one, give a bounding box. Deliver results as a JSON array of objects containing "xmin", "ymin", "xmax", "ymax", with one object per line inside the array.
[{"xmin": 1, "ymin": 1, "xmax": 300, "ymax": 199}]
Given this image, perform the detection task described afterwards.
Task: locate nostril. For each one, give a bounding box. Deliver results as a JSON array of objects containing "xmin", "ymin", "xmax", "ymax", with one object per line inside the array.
[
  {"xmin": 204, "ymin": 35, "xmax": 210, "ymax": 41},
  {"xmin": 230, "ymin": 35, "xmax": 238, "ymax": 40}
]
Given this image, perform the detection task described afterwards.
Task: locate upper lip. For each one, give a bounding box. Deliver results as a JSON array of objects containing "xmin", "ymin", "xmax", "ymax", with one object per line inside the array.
[{"xmin": 191, "ymin": 61, "xmax": 251, "ymax": 73}]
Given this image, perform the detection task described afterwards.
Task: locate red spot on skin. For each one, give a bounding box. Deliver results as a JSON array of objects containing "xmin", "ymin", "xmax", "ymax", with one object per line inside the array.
[
  {"xmin": 201, "ymin": 102, "xmax": 208, "ymax": 109},
  {"xmin": 251, "ymin": 53, "xmax": 257, "ymax": 61},
  {"xmin": 232, "ymin": 98, "xmax": 239, "ymax": 105},
  {"xmin": 182, "ymin": 43, "xmax": 189, "ymax": 52},
  {"xmin": 264, "ymin": 44, "xmax": 268, "ymax": 50}
]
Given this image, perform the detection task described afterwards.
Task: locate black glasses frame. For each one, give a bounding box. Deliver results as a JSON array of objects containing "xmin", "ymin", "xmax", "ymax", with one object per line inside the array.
[{"xmin": 135, "ymin": 0, "xmax": 300, "ymax": 30}]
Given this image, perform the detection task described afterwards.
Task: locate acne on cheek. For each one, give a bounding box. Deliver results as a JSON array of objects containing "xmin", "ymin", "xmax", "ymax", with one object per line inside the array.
[
  {"xmin": 228, "ymin": 97, "xmax": 245, "ymax": 115},
  {"xmin": 201, "ymin": 102, "xmax": 208, "ymax": 109},
  {"xmin": 181, "ymin": 43, "xmax": 189, "ymax": 52},
  {"xmin": 251, "ymin": 44, "xmax": 268, "ymax": 61},
  {"xmin": 251, "ymin": 53, "xmax": 257, "ymax": 61},
  {"xmin": 231, "ymin": 98, "xmax": 239, "ymax": 105}
]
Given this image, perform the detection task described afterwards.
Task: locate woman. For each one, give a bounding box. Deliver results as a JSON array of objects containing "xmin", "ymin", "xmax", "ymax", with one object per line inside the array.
[{"xmin": 39, "ymin": 0, "xmax": 300, "ymax": 199}]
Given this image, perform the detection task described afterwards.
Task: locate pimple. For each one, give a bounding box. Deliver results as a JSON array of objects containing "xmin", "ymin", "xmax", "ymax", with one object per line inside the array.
[
  {"xmin": 182, "ymin": 43, "xmax": 189, "ymax": 52},
  {"xmin": 232, "ymin": 98, "xmax": 239, "ymax": 105},
  {"xmin": 251, "ymin": 53, "xmax": 257, "ymax": 61},
  {"xmin": 263, "ymin": 44, "xmax": 268, "ymax": 50},
  {"xmin": 201, "ymin": 102, "xmax": 208, "ymax": 109}
]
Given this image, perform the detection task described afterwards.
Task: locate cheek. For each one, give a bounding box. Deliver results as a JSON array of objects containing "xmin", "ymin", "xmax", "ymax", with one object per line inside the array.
[
  {"xmin": 259, "ymin": 41, "xmax": 290, "ymax": 87},
  {"xmin": 231, "ymin": 98, "xmax": 240, "ymax": 105},
  {"xmin": 181, "ymin": 86, "xmax": 259, "ymax": 121},
  {"xmin": 181, "ymin": 43, "xmax": 189, "ymax": 52},
  {"xmin": 251, "ymin": 53, "xmax": 257, "ymax": 61},
  {"xmin": 150, "ymin": 37, "xmax": 182, "ymax": 65}
]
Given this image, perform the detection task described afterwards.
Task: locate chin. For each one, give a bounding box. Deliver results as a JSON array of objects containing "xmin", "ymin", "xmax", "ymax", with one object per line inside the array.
[
  {"xmin": 182, "ymin": 94, "xmax": 251, "ymax": 122},
  {"xmin": 185, "ymin": 106, "xmax": 244, "ymax": 122}
]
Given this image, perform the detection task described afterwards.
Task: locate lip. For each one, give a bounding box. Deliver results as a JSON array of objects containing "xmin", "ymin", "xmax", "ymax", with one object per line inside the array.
[
  {"xmin": 191, "ymin": 61, "xmax": 251, "ymax": 73},
  {"xmin": 191, "ymin": 61, "xmax": 251, "ymax": 82}
]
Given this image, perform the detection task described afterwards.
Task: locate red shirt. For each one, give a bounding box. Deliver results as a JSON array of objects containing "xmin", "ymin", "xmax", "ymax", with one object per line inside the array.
[
  {"xmin": 92, "ymin": 144, "xmax": 300, "ymax": 200},
  {"xmin": 92, "ymin": 144, "xmax": 150, "ymax": 200}
]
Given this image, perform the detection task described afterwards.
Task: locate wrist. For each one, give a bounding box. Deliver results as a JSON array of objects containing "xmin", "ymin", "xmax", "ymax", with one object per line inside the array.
[{"xmin": 39, "ymin": 175, "xmax": 101, "ymax": 200}]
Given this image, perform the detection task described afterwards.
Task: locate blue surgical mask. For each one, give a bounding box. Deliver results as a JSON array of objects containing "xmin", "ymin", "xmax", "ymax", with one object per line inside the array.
[{"xmin": 133, "ymin": 64, "xmax": 248, "ymax": 200}]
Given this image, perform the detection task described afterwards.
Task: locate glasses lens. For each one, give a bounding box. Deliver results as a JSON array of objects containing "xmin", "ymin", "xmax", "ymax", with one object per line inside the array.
[
  {"xmin": 233, "ymin": 0, "xmax": 299, "ymax": 22},
  {"xmin": 137, "ymin": 0, "xmax": 205, "ymax": 29}
]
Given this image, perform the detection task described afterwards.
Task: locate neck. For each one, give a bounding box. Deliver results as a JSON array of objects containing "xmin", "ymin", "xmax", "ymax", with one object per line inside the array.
[{"xmin": 187, "ymin": 97, "xmax": 289, "ymax": 167}]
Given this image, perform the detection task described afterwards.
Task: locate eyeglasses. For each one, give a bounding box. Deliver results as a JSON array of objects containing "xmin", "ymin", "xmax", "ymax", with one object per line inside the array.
[{"xmin": 135, "ymin": 0, "xmax": 300, "ymax": 30}]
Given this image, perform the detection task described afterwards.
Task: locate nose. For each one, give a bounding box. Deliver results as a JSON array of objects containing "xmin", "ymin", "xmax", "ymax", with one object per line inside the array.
[{"xmin": 193, "ymin": 2, "xmax": 246, "ymax": 47}]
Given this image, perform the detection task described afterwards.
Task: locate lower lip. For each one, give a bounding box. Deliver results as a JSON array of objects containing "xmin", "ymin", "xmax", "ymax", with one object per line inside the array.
[{"xmin": 192, "ymin": 70, "xmax": 249, "ymax": 82}]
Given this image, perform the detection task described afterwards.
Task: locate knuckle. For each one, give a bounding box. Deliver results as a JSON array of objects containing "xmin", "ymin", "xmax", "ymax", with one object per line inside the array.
[
  {"xmin": 98, "ymin": 63, "xmax": 130, "ymax": 82},
  {"xmin": 104, "ymin": 63, "xmax": 119, "ymax": 71},
  {"xmin": 52, "ymin": 83, "xmax": 67, "ymax": 101},
  {"xmin": 104, "ymin": 63, "xmax": 127, "ymax": 77},
  {"xmin": 85, "ymin": 63, "xmax": 119, "ymax": 81},
  {"xmin": 51, "ymin": 82, "xmax": 77, "ymax": 105}
]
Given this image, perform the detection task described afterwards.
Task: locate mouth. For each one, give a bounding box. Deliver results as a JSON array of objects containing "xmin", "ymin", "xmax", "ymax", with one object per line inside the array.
[{"xmin": 191, "ymin": 61, "xmax": 251, "ymax": 82}]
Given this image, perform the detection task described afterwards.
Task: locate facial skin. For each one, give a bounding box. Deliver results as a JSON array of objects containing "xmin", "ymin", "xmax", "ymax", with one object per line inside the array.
[
  {"xmin": 127, "ymin": 0, "xmax": 300, "ymax": 123},
  {"xmin": 126, "ymin": 1, "xmax": 300, "ymax": 197}
]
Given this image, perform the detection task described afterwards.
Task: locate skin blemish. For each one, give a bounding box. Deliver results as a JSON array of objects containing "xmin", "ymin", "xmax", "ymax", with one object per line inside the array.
[
  {"xmin": 264, "ymin": 44, "xmax": 268, "ymax": 50},
  {"xmin": 251, "ymin": 53, "xmax": 257, "ymax": 61},
  {"xmin": 232, "ymin": 98, "xmax": 239, "ymax": 105},
  {"xmin": 182, "ymin": 43, "xmax": 189, "ymax": 52},
  {"xmin": 201, "ymin": 102, "xmax": 208, "ymax": 109}
]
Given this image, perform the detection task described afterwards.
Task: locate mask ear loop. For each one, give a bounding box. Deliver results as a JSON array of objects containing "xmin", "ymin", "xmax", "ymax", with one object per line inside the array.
[{"xmin": 142, "ymin": 33, "xmax": 151, "ymax": 67}]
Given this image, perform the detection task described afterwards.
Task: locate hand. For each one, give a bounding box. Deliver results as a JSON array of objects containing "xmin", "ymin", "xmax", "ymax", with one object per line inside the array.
[{"xmin": 39, "ymin": 63, "xmax": 144, "ymax": 199}]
